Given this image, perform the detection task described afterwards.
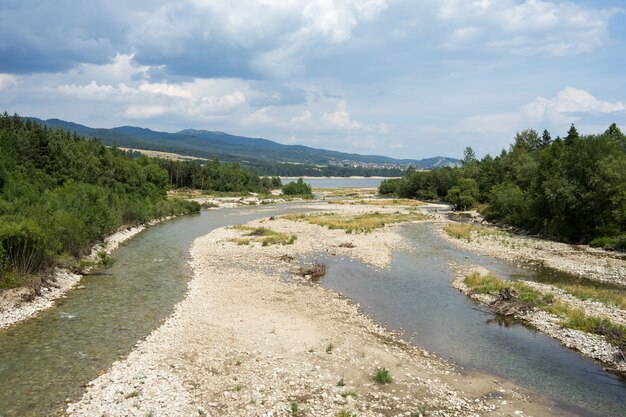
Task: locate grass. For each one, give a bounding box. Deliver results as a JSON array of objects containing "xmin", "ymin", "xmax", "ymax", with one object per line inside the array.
[
  {"xmin": 373, "ymin": 367, "xmax": 393, "ymax": 384},
  {"xmin": 464, "ymin": 273, "xmax": 626, "ymax": 352},
  {"xmin": 335, "ymin": 411, "xmax": 357, "ymax": 417},
  {"xmin": 549, "ymin": 283, "xmax": 626, "ymax": 310},
  {"xmin": 124, "ymin": 390, "xmax": 139, "ymax": 399},
  {"xmin": 229, "ymin": 225, "xmax": 297, "ymax": 246},
  {"xmin": 335, "ymin": 199, "xmax": 425, "ymax": 207},
  {"xmin": 290, "ymin": 400, "xmax": 300, "ymax": 416},
  {"xmin": 463, "ymin": 273, "xmax": 554, "ymax": 307},
  {"xmin": 336, "ymin": 377, "xmax": 345, "ymax": 386},
  {"xmin": 340, "ymin": 390, "xmax": 358, "ymax": 398},
  {"xmin": 283, "ymin": 211, "xmax": 429, "ymax": 234},
  {"xmin": 443, "ymin": 223, "xmax": 505, "ymax": 241},
  {"xmin": 326, "ymin": 342, "xmax": 334, "ymax": 353}
]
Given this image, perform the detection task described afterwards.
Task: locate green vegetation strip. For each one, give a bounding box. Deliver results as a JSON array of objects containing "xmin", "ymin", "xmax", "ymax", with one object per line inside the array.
[
  {"xmin": 335, "ymin": 199, "xmax": 425, "ymax": 207},
  {"xmin": 443, "ymin": 223, "xmax": 506, "ymax": 241},
  {"xmin": 283, "ymin": 211, "xmax": 429, "ymax": 233},
  {"xmin": 464, "ymin": 273, "xmax": 626, "ymax": 352},
  {"xmin": 229, "ymin": 226, "xmax": 296, "ymax": 246}
]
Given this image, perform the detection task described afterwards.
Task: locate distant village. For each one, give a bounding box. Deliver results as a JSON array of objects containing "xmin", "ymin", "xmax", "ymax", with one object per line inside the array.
[{"xmin": 328, "ymin": 158, "xmax": 413, "ymax": 170}]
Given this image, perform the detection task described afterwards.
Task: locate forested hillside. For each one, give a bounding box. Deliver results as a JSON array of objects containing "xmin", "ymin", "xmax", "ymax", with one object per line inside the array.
[
  {"xmin": 27, "ymin": 117, "xmax": 459, "ymax": 176},
  {"xmin": 0, "ymin": 114, "xmax": 203, "ymax": 288},
  {"xmin": 380, "ymin": 124, "xmax": 626, "ymax": 249}
]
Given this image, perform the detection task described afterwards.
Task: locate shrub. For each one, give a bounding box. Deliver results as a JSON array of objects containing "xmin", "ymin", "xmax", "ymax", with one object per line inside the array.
[{"xmin": 373, "ymin": 368, "xmax": 392, "ymax": 384}]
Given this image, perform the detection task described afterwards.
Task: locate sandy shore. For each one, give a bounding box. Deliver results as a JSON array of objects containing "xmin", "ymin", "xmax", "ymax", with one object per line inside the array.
[
  {"xmin": 68, "ymin": 205, "xmax": 571, "ymax": 417},
  {"xmin": 0, "ymin": 217, "xmax": 172, "ymax": 330}
]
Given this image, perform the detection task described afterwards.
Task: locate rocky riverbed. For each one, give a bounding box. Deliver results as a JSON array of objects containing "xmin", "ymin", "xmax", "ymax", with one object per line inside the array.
[{"xmin": 67, "ymin": 204, "xmax": 572, "ymax": 417}]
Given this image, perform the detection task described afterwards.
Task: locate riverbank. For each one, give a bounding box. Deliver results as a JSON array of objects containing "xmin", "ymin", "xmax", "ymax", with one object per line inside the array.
[
  {"xmin": 68, "ymin": 204, "xmax": 571, "ymax": 417},
  {"xmin": 450, "ymin": 264, "xmax": 626, "ymax": 376},
  {"xmin": 0, "ymin": 217, "xmax": 172, "ymax": 330}
]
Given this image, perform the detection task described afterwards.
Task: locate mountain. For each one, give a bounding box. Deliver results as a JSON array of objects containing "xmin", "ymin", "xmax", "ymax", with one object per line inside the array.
[{"xmin": 25, "ymin": 117, "xmax": 460, "ymax": 170}]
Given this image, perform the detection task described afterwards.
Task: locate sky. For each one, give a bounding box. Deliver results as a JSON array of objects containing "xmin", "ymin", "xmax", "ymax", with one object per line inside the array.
[{"xmin": 1, "ymin": 0, "xmax": 625, "ymax": 159}]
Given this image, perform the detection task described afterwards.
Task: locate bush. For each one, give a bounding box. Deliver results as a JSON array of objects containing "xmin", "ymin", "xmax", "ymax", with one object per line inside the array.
[{"xmin": 0, "ymin": 218, "xmax": 51, "ymax": 275}]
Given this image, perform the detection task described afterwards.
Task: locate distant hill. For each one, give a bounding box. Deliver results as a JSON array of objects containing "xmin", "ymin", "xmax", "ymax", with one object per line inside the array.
[{"xmin": 25, "ymin": 117, "xmax": 460, "ymax": 173}]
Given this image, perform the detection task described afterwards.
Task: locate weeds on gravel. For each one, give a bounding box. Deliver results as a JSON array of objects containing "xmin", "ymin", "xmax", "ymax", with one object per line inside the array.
[
  {"xmin": 290, "ymin": 400, "xmax": 300, "ymax": 416},
  {"xmin": 283, "ymin": 211, "xmax": 429, "ymax": 234},
  {"xmin": 412, "ymin": 404, "xmax": 430, "ymax": 417},
  {"xmin": 373, "ymin": 367, "xmax": 393, "ymax": 384},
  {"xmin": 229, "ymin": 225, "xmax": 297, "ymax": 246},
  {"xmin": 550, "ymin": 283, "xmax": 626, "ymax": 310},
  {"xmin": 124, "ymin": 390, "xmax": 139, "ymax": 399},
  {"xmin": 326, "ymin": 342, "xmax": 334, "ymax": 353},
  {"xmin": 336, "ymin": 377, "xmax": 345, "ymax": 386},
  {"xmin": 335, "ymin": 410, "xmax": 357, "ymax": 417},
  {"xmin": 340, "ymin": 391, "xmax": 358, "ymax": 398}
]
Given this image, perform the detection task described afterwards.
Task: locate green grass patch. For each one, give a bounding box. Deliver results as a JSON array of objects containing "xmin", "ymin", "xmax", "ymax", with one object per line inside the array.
[
  {"xmin": 283, "ymin": 211, "xmax": 429, "ymax": 234},
  {"xmin": 335, "ymin": 411, "xmax": 357, "ymax": 417},
  {"xmin": 229, "ymin": 225, "xmax": 297, "ymax": 246},
  {"xmin": 373, "ymin": 367, "xmax": 393, "ymax": 384}
]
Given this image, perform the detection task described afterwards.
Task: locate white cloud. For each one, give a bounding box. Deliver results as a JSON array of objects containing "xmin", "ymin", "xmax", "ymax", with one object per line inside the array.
[
  {"xmin": 459, "ymin": 87, "xmax": 625, "ymax": 138},
  {"xmin": 319, "ymin": 100, "xmax": 362, "ymax": 129},
  {"xmin": 433, "ymin": 0, "xmax": 619, "ymax": 56},
  {"xmin": 55, "ymin": 81, "xmax": 117, "ymax": 99},
  {"xmin": 242, "ymin": 106, "xmax": 275, "ymax": 125},
  {"xmin": 284, "ymin": 100, "xmax": 365, "ymax": 131},
  {"xmin": 521, "ymin": 87, "xmax": 625, "ymax": 123},
  {"xmin": 0, "ymin": 74, "xmax": 18, "ymax": 90}
]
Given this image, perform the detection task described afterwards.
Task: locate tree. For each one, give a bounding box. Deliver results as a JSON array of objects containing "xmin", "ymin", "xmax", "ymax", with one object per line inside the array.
[
  {"xmin": 446, "ymin": 178, "xmax": 479, "ymax": 211},
  {"xmin": 565, "ymin": 124, "xmax": 579, "ymax": 145},
  {"xmin": 541, "ymin": 129, "xmax": 552, "ymax": 147},
  {"xmin": 462, "ymin": 147, "xmax": 477, "ymax": 166}
]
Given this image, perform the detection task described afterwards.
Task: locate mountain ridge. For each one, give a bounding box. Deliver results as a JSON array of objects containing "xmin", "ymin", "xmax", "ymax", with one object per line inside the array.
[{"xmin": 24, "ymin": 117, "xmax": 460, "ymax": 170}]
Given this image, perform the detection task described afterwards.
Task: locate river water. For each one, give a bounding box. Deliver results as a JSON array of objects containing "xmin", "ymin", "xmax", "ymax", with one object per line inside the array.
[{"xmin": 0, "ymin": 203, "xmax": 625, "ymax": 416}]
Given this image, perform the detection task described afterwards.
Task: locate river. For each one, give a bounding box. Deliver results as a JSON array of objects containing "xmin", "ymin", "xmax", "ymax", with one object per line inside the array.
[{"xmin": 0, "ymin": 204, "xmax": 624, "ymax": 416}]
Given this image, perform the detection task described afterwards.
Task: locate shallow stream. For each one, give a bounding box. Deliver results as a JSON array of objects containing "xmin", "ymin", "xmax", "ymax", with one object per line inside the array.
[
  {"xmin": 0, "ymin": 205, "xmax": 624, "ymax": 416},
  {"xmin": 319, "ymin": 222, "xmax": 626, "ymax": 417}
]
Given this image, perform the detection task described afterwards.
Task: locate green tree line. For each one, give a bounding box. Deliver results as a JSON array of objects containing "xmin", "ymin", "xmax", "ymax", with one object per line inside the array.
[
  {"xmin": 0, "ymin": 113, "xmax": 204, "ymax": 288},
  {"xmin": 379, "ymin": 124, "xmax": 626, "ymax": 249},
  {"xmin": 153, "ymin": 158, "xmax": 282, "ymax": 193}
]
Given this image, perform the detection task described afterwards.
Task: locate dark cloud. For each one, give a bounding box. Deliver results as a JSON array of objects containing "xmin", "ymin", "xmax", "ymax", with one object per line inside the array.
[{"xmin": 0, "ymin": 0, "xmax": 129, "ymax": 73}]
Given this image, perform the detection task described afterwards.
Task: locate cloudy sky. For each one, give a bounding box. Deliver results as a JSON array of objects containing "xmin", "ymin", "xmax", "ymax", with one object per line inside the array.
[{"xmin": 1, "ymin": 0, "xmax": 625, "ymax": 159}]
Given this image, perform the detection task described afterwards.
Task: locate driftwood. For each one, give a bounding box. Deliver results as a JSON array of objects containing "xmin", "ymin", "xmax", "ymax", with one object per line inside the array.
[
  {"xmin": 490, "ymin": 287, "xmax": 533, "ymax": 316},
  {"xmin": 298, "ymin": 263, "xmax": 326, "ymax": 281}
]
